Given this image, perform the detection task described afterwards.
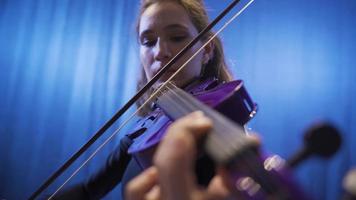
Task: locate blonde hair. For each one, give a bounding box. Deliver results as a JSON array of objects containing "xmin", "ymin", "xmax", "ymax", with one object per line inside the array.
[{"xmin": 136, "ymin": 0, "xmax": 233, "ymax": 115}]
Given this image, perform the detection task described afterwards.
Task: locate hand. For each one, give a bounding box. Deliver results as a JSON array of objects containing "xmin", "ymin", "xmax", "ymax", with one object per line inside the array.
[{"xmin": 125, "ymin": 111, "xmax": 255, "ymax": 200}]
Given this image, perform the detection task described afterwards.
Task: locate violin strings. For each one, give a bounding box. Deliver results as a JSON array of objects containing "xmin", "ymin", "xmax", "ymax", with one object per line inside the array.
[
  {"xmin": 48, "ymin": 0, "xmax": 255, "ymax": 198},
  {"xmin": 166, "ymin": 89, "xmax": 233, "ymax": 160},
  {"xmin": 161, "ymin": 83, "xmax": 251, "ymax": 163},
  {"xmin": 164, "ymin": 84, "xmax": 235, "ymax": 158},
  {"xmin": 167, "ymin": 87, "xmax": 266, "ymax": 189},
  {"xmin": 158, "ymin": 86, "xmax": 226, "ymax": 155},
  {"xmin": 162, "ymin": 85, "xmax": 279, "ymax": 195},
  {"xmin": 164, "ymin": 83, "xmax": 231, "ymax": 160}
]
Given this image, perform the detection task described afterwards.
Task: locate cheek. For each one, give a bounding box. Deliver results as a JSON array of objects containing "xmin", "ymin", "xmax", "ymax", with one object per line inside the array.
[
  {"xmin": 140, "ymin": 48, "xmax": 153, "ymax": 78},
  {"xmin": 185, "ymin": 48, "xmax": 204, "ymax": 74}
]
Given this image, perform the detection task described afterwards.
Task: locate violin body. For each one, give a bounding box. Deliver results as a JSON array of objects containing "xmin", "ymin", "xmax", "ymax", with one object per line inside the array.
[{"xmin": 127, "ymin": 78, "xmax": 310, "ymax": 200}]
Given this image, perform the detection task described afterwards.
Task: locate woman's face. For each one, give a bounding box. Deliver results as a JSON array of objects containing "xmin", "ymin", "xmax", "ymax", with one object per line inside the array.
[{"xmin": 139, "ymin": 2, "xmax": 211, "ymax": 88}]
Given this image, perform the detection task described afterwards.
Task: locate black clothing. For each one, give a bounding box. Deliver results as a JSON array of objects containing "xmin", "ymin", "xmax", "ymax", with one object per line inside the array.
[{"xmin": 54, "ymin": 133, "xmax": 145, "ymax": 200}]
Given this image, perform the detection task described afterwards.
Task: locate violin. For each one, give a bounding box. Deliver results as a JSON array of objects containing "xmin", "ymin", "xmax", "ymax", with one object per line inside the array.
[{"xmin": 126, "ymin": 78, "xmax": 311, "ymax": 199}]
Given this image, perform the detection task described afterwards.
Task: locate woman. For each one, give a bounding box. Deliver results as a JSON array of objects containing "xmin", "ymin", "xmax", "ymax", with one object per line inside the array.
[{"xmin": 55, "ymin": 0, "xmax": 236, "ymax": 199}]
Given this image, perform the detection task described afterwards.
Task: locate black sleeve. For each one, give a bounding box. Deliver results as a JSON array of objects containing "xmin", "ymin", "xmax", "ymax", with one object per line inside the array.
[{"xmin": 53, "ymin": 135, "xmax": 133, "ymax": 200}]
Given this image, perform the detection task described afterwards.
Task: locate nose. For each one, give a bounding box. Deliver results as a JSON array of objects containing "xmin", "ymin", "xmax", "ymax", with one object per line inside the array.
[{"xmin": 154, "ymin": 38, "xmax": 172, "ymax": 62}]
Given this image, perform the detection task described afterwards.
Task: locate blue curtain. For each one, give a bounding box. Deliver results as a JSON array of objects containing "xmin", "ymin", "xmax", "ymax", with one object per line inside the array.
[
  {"xmin": 0, "ymin": 0, "xmax": 355, "ymax": 199},
  {"xmin": 0, "ymin": 0, "xmax": 140, "ymax": 199}
]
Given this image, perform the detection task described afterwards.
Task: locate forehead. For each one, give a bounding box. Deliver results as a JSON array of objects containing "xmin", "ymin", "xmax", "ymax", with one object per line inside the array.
[{"xmin": 139, "ymin": 2, "xmax": 197, "ymax": 34}]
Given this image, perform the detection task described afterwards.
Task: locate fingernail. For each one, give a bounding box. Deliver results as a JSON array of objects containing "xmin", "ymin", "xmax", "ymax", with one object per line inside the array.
[
  {"xmin": 194, "ymin": 114, "xmax": 212, "ymax": 125},
  {"xmin": 190, "ymin": 110, "xmax": 204, "ymax": 118},
  {"xmin": 145, "ymin": 167, "xmax": 157, "ymax": 177}
]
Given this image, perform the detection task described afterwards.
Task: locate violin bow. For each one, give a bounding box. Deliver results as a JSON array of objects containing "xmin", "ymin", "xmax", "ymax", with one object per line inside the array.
[{"xmin": 29, "ymin": 0, "xmax": 254, "ymax": 199}]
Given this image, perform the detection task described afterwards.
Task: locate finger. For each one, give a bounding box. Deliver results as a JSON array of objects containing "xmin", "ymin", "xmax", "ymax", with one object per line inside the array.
[
  {"xmin": 168, "ymin": 111, "xmax": 213, "ymax": 140},
  {"xmin": 215, "ymin": 167, "xmax": 237, "ymax": 193},
  {"xmin": 125, "ymin": 167, "xmax": 158, "ymax": 200},
  {"xmin": 206, "ymin": 175, "xmax": 231, "ymax": 199},
  {"xmin": 154, "ymin": 111, "xmax": 212, "ymax": 200},
  {"xmin": 144, "ymin": 185, "xmax": 161, "ymax": 200},
  {"xmin": 155, "ymin": 111, "xmax": 212, "ymax": 170},
  {"xmin": 246, "ymin": 132, "xmax": 261, "ymax": 146}
]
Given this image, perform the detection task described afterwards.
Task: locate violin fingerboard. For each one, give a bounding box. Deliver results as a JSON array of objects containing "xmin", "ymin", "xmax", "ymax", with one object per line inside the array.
[{"xmin": 156, "ymin": 85, "xmax": 255, "ymax": 164}]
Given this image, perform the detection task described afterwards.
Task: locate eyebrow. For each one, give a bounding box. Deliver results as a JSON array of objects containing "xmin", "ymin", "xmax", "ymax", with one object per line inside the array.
[
  {"xmin": 164, "ymin": 24, "xmax": 189, "ymax": 31},
  {"xmin": 139, "ymin": 23, "xmax": 189, "ymax": 39}
]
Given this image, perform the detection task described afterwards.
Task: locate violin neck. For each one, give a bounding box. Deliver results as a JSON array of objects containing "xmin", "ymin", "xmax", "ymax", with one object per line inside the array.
[{"xmin": 156, "ymin": 83, "xmax": 255, "ymax": 164}]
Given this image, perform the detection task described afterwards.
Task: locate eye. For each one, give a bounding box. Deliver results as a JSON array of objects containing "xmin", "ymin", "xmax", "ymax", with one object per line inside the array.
[{"xmin": 142, "ymin": 38, "xmax": 157, "ymax": 47}]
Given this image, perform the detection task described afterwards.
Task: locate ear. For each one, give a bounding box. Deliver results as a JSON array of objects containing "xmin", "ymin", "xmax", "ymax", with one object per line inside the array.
[{"xmin": 202, "ymin": 41, "xmax": 214, "ymax": 65}]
